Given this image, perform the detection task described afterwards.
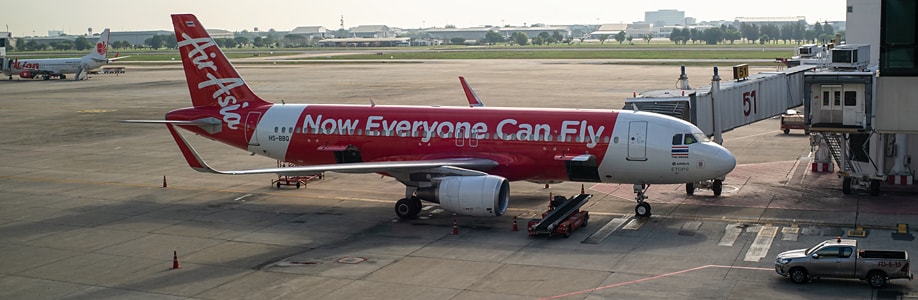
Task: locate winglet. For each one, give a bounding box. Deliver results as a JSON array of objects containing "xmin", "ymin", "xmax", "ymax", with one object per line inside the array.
[
  {"xmin": 165, "ymin": 123, "xmax": 223, "ymax": 174},
  {"xmin": 459, "ymin": 76, "xmax": 484, "ymax": 107}
]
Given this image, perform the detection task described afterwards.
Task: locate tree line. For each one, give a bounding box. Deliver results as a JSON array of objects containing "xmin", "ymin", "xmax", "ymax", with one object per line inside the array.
[{"xmin": 669, "ymin": 22, "xmax": 838, "ymax": 45}]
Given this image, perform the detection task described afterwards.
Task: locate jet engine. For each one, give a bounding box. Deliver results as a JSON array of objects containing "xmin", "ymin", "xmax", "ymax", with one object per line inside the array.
[{"xmin": 416, "ymin": 175, "xmax": 509, "ymax": 217}]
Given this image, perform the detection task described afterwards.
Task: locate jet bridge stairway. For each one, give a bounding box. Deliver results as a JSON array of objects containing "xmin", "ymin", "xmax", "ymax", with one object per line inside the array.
[
  {"xmin": 817, "ymin": 132, "xmax": 883, "ymax": 195},
  {"xmin": 528, "ymin": 193, "xmax": 591, "ymax": 238}
]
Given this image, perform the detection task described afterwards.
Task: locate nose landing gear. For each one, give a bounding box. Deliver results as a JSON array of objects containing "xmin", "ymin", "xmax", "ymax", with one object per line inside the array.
[{"xmin": 633, "ymin": 184, "xmax": 652, "ymax": 217}]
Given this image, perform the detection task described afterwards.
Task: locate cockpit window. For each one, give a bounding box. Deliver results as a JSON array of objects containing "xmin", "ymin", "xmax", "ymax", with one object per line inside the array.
[
  {"xmin": 672, "ymin": 134, "xmax": 683, "ymax": 145},
  {"xmin": 693, "ymin": 133, "xmax": 710, "ymax": 143},
  {"xmin": 684, "ymin": 134, "xmax": 697, "ymax": 145}
]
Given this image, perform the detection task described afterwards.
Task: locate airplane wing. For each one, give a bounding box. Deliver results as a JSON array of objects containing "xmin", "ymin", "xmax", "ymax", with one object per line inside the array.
[{"xmin": 164, "ymin": 123, "xmax": 499, "ymax": 176}]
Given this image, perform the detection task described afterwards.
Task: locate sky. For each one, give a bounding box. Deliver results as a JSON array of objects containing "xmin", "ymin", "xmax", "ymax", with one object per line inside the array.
[{"xmin": 5, "ymin": 0, "xmax": 847, "ymax": 36}]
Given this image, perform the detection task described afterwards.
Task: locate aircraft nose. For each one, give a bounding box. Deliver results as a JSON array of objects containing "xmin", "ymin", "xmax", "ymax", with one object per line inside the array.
[{"xmin": 708, "ymin": 144, "xmax": 737, "ymax": 177}]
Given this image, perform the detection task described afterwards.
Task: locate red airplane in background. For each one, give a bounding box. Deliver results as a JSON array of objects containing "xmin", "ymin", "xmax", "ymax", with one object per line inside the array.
[{"xmin": 126, "ymin": 14, "xmax": 736, "ymax": 219}]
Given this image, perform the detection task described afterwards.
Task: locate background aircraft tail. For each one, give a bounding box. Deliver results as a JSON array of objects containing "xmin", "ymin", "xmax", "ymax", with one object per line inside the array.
[
  {"xmin": 85, "ymin": 29, "xmax": 110, "ymax": 61},
  {"xmin": 171, "ymin": 14, "xmax": 270, "ymax": 108}
]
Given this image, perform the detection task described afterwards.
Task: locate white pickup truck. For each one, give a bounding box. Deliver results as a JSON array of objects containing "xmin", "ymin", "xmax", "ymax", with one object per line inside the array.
[{"xmin": 775, "ymin": 238, "xmax": 912, "ymax": 288}]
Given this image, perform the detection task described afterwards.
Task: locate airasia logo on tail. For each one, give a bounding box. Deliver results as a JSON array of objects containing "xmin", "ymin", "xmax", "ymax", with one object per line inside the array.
[{"xmin": 177, "ymin": 32, "xmax": 247, "ymax": 130}]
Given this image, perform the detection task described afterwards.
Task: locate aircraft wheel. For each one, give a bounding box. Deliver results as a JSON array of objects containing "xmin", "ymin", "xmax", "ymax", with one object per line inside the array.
[
  {"xmin": 713, "ymin": 180, "xmax": 723, "ymax": 196},
  {"xmin": 685, "ymin": 183, "xmax": 694, "ymax": 196},
  {"xmin": 408, "ymin": 197, "xmax": 422, "ymax": 216},
  {"xmin": 842, "ymin": 177, "xmax": 852, "ymax": 195},
  {"xmin": 395, "ymin": 198, "xmax": 421, "ymax": 219},
  {"xmin": 869, "ymin": 180, "xmax": 880, "ymax": 196},
  {"xmin": 635, "ymin": 202, "xmax": 651, "ymax": 217}
]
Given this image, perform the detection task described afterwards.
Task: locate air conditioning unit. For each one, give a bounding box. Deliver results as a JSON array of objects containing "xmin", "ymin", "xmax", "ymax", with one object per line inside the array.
[
  {"xmin": 797, "ymin": 44, "xmax": 821, "ymax": 58},
  {"xmin": 830, "ymin": 44, "xmax": 870, "ymax": 70}
]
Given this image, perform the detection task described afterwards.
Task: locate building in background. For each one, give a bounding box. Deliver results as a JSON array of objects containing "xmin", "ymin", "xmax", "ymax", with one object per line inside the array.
[{"xmin": 645, "ymin": 9, "xmax": 686, "ymax": 27}]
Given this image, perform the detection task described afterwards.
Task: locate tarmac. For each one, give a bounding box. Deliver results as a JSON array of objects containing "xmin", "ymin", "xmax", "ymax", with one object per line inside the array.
[{"xmin": 1, "ymin": 59, "xmax": 917, "ymax": 299}]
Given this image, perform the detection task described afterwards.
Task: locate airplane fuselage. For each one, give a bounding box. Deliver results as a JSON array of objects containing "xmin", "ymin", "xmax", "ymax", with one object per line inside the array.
[
  {"xmin": 168, "ymin": 104, "xmax": 735, "ymax": 185},
  {"xmin": 1, "ymin": 56, "xmax": 104, "ymax": 78}
]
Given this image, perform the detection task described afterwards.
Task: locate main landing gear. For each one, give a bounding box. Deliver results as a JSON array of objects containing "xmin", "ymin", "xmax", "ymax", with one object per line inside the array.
[
  {"xmin": 394, "ymin": 196, "xmax": 422, "ymax": 219},
  {"xmin": 633, "ymin": 184, "xmax": 652, "ymax": 217},
  {"xmin": 685, "ymin": 179, "xmax": 724, "ymax": 196}
]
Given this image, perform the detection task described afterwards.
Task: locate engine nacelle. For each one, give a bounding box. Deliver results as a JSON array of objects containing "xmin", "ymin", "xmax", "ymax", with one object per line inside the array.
[
  {"xmin": 416, "ymin": 175, "xmax": 509, "ymax": 217},
  {"xmin": 19, "ymin": 70, "xmax": 34, "ymax": 78}
]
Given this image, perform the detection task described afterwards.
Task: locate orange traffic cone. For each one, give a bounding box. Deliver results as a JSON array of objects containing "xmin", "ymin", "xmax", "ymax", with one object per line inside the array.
[
  {"xmin": 162, "ymin": 176, "xmax": 168, "ymax": 188},
  {"xmin": 172, "ymin": 250, "xmax": 181, "ymax": 269},
  {"xmin": 452, "ymin": 219, "xmax": 459, "ymax": 235},
  {"xmin": 512, "ymin": 216, "xmax": 518, "ymax": 231}
]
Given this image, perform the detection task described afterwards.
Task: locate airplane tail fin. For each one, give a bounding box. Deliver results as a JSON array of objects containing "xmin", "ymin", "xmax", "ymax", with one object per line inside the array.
[
  {"xmin": 85, "ymin": 29, "xmax": 110, "ymax": 61},
  {"xmin": 171, "ymin": 14, "xmax": 270, "ymax": 108}
]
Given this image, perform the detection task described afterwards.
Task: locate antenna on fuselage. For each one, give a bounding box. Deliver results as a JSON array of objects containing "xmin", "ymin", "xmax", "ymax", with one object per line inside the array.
[{"xmin": 369, "ymin": 98, "xmax": 376, "ymax": 107}]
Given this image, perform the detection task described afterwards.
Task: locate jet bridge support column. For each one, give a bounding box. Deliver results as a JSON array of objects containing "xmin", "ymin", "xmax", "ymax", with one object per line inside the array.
[
  {"xmin": 710, "ymin": 67, "xmax": 723, "ymax": 144},
  {"xmin": 889, "ymin": 134, "xmax": 914, "ymax": 184}
]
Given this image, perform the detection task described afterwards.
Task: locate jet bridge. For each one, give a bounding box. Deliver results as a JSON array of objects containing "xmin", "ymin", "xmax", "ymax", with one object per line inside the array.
[
  {"xmin": 625, "ymin": 65, "xmax": 815, "ymax": 140},
  {"xmin": 624, "ymin": 65, "xmax": 813, "ymax": 196}
]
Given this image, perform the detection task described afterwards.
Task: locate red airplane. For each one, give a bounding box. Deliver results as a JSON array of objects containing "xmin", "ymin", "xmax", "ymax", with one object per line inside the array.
[{"xmin": 127, "ymin": 14, "xmax": 736, "ymax": 219}]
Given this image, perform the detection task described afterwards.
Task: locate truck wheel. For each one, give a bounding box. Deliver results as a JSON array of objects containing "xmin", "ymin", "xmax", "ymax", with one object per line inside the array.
[
  {"xmin": 685, "ymin": 183, "xmax": 694, "ymax": 196},
  {"xmin": 582, "ymin": 216, "xmax": 589, "ymax": 227},
  {"xmin": 869, "ymin": 180, "xmax": 880, "ymax": 196},
  {"xmin": 784, "ymin": 129, "xmax": 790, "ymax": 135},
  {"xmin": 868, "ymin": 271, "xmax": 887, "ymax": 288},
  {"xmin": 842, "ymin": 177, "xmax": 852, "ymax": 195},
  {"xmin": 789, "ymin": 267, "xmax": 808, "ymax": 284}
]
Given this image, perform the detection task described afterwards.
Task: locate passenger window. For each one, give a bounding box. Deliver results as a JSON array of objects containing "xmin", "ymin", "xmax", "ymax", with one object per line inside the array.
[
  {"xmin": 841, "ymin": 247, "xmax": 853, "ymax": 258},
  {"xmin": 684, "ymin": 134, "xmax": 697, "ymax": 145},
  {"xmin": 816, "ymin": 247, "xmax": 839, "ymax": 258},
  {"xmin": 673, "ymin": 134, "xmax": 683, "ymax": 145}
]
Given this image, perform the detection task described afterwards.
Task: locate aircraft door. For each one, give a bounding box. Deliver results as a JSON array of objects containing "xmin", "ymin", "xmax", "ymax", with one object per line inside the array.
[
  {"xmin": 245, "ymin": 111, "xmax": 262, "ymax": 146},
  {"xmin": 818, "ymin": 85, "xmax": 843, "ymax": 124},
  {"xmin": 627, "ymin": 121, "xmax": 647, "ymax": 161},
  {"xmin": 842, "ymin": 84, "xmax": 864, "ymax": 126}
]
